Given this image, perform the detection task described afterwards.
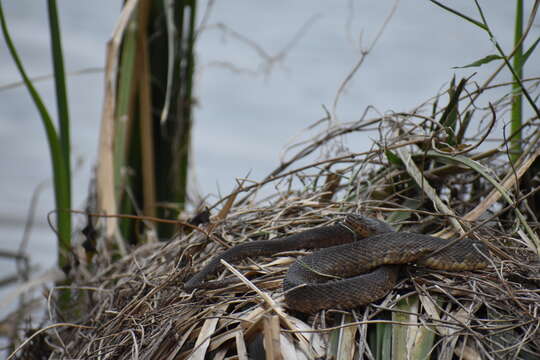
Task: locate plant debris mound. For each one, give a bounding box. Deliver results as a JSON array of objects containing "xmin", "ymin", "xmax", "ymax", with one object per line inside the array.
[{"xmin": 12, "ymin": 80, "xmax": 540, "ymax": 359}]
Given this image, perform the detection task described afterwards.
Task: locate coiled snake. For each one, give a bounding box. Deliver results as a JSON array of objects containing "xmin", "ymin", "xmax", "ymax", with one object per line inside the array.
[{"xmin": 184, "ymin": 215, "xmax": 487, "ymax": 313}]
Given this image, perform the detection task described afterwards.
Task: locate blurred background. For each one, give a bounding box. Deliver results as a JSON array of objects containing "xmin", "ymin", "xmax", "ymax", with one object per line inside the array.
[{"xmin": 0, "ymin": 0, "xmax": 536, "ymax": 311}]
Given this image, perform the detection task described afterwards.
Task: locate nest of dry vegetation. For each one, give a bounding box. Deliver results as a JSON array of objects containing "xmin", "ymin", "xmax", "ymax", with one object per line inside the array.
[{"xmin": 14, "ymin": 80, "xmax": 540, "ymax": 360}]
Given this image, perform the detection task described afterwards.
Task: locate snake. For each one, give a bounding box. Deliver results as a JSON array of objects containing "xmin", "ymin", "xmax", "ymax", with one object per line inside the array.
[{"xmin": 184, "ymin": 215, "xmax": 488, "ymax": 313}]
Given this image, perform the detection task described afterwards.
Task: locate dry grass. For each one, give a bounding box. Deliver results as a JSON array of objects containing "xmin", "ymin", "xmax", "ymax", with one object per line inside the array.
[{"xmin": 10, "ymin": 79, "xmax": 540, "ymax": 359}]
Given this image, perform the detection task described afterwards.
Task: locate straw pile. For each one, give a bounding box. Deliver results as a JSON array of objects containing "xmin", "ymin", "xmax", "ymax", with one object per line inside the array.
[{"xmin": 13, "ymin": 81, "xmax": 540, "ymax": 359}]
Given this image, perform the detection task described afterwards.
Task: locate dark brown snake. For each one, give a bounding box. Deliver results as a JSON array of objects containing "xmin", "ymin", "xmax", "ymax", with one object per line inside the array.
[{"xmin": 184, "ymin": 215, "xmax": 488, "ymax": 313}]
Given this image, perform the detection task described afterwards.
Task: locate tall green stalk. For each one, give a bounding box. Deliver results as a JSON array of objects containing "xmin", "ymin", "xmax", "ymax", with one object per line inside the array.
[
  {"xmin": 110, "ymin": 0, "xmax": 197, "ymax": 243},
  {"xmin": 510, "ymin": 0, "xmax": 523, "ymax": 163},
  {"xmin": 151, "ymin": 0, "xmax": 197, "ymax": 238},
  {"xmin": 0, "ymin": 1, "xmax": 71, "ymax": 270},
  {"xmin": 47, "ymin": 0, "xmax": 71, "ymax": 173},
  {"xmin": 115, "ymin": 16, "xmax": 138, "ymax": 241}
]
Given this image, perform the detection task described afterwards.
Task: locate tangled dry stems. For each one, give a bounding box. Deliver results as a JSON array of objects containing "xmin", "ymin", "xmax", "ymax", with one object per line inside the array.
[{"xmin": 13, "ymin": 80, "xmax": 540, "ymax": 359}]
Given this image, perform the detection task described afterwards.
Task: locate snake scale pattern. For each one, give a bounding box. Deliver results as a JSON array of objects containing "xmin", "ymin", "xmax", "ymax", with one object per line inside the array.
[{"xmin": 184, "ymin": 215, "xmax": 488, "ymax": 313}]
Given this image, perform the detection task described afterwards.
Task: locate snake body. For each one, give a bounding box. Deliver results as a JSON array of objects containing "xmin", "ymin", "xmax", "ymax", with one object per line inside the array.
[{"xmin": 185, "ymin": 215, "xmax": 487, "ymax": 313}]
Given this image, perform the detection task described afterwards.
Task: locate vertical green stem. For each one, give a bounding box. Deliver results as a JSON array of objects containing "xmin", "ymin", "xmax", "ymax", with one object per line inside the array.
[
  {"xmin": 47, "ymin": 0, "xmax": 70, "ymax": 164},
  {"xmin": 0, "ymin": 1, "xmax": 71, "ymax": 271},
  {"xmin": 47, "ymin": 0, "xmax": 72, "ymax": 267},
  {"xmin": 151, "ymin": 0, "xmax": 197, "ymax": 238},
  {"xmin": 510, "ymin": 0, "xmax": 523, "ymax": 163}
]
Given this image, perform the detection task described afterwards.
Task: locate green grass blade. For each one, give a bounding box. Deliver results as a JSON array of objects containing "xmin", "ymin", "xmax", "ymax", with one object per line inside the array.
[
  {"xmin": 115, "ymin": 15, "xmax": 137, "ymax": 200},
  {"xmin": 455, "ymin": 109, "xmax": 473, "ymax": 145},
  {"xmin": 0, "ymin": 2, "xmax": 71, "ymax": 269},
  {"xmin": 47, "ymin": 0, "xmax": 71, "ymax": 202},
  {"xmin": 439, "ymin": 78, "xmax": 466, "ymax": 146},
  {"xmin": 439, "ymin": 78, "xmax": 465, "ymax": 127},
  {"xmin": 115, "ymin": 15, "xmax": 138, "ymax": 239},
  {"xmin": 429, "ymin": 0, "xmax": 487, "ymax": 31},
  {"xmin": 452, "ymin": 54, "xmax": 502, "ymax": 69},
  {"xmin": 385, "ymin": 149, "xmax": 403, "ymax": 166},
  {"xmin": 510, "ymin": 0, "xmax": 523, "ymax": 163},
  {"xmin": 522, "ymin": 36, "xmax": 540, "ymax": 64}
]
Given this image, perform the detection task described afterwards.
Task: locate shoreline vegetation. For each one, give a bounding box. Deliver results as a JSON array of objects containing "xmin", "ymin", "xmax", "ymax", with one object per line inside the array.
[
  {"xmin": 10, "ymin": 76, "xmax": 540, "ymax": 358},
  {"xmin": 2, "ymin": 1, "xmax": 540, "ymax": 359}
]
